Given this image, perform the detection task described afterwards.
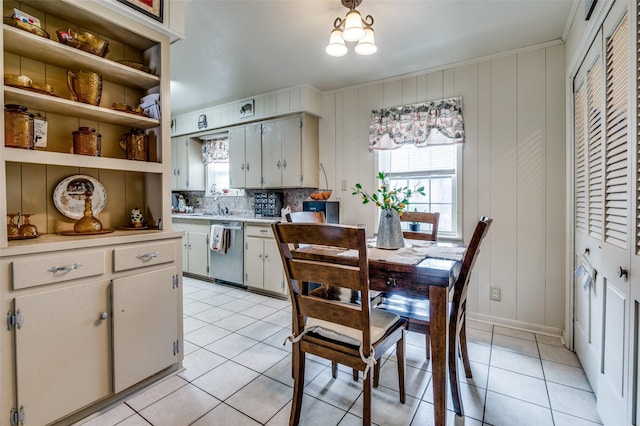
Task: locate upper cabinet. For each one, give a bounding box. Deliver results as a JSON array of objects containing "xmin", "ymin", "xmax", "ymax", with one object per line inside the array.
[
  {"xmin": 1, "ymin": 0, "xmax": 172, "ymax": 244},
  {"xmin": 227, "ymin": 113, "xmax": 319, "ymax": 189},
  {"xmin": 228, "ymin": 122, "xmax": 261, "ymax": 188},
  {"xmin": 171, "ymin": 136, "xmax": 204, "ymax": 191},
  {"xmin": 261, "ymin": 114, "xmax": 318, "ymax": 188}
]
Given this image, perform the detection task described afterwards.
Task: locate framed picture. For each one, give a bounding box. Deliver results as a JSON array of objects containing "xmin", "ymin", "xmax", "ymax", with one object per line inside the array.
[
  {"xmin": 239, "ymin": 99, "xmax": 255, "ymax": 118},
  {"xmin": 117, "ymin": 0, "xmax": 163, "ymax": 23}
]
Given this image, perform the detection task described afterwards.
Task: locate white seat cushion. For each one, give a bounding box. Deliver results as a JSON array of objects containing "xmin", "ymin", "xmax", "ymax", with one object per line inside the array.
[{"xmin": 305, "ymin": 308, "xmax": 401, "ymax": 347}]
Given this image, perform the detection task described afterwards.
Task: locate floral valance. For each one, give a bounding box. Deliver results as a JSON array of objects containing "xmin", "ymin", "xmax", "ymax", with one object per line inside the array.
[
  {"xmin": 202, "ymin": 138, "xmax": 229, "ymax": 164},
  {"xmin": 368, "ymin": 97, "xmax": 464, "ymax": 151}
]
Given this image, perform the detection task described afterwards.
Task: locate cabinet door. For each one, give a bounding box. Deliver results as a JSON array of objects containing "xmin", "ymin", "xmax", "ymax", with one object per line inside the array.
[
  {"xmin": 186, "ymin": 140, "xmax": 205, "ymax": 191},
  {"xmin": 244, "ymin": 236, "xmax": 264, "ymax": 289},
  {"xmin": 172, "ymin": 137, "xmax": 187, "ymax": 189},
  {"xmin": 280, "ymin": 116, "xmax": 302, "ymax": 187},
  {"xmin": 245, "ymin": 123, "xmax": 263, "ymax": 188},
  {"xmin": 112, "ymin": 266, "xmax": 180, "ymax": 393},
  {"xmin": 14, "ymin": 280, "xmax": 111, "ymax": 426},
  {"xmin": 261, "ymin": 120, "xmax": 282, "ymax": 188},
  {"xmin": 228, "ymin": 126, "xmax": 246, "ymax": 188},
  {"xmin": 188, "ymin": 231, "xmax": 210, "ymax": 277},
  {"xmin": 263, "ymin": 238, "xmax": 286, "ymax": 295}
]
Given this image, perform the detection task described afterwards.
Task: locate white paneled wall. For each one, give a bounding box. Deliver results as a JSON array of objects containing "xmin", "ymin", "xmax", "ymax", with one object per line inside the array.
[{"xmin": 320, "ymin": 44, "xmax": 566, "ymax": 332}]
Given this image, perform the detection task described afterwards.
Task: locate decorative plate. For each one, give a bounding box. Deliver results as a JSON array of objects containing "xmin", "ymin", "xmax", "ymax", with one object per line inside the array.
[{"xmin": 53, "ymin": 175, "xmax": 107, "ymax": 220}]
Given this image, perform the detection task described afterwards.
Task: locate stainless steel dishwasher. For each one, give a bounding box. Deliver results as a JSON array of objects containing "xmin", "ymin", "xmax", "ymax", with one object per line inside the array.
[{"xmin": 209, "ymin": 220, "xmax": 244, "ymax": 287}]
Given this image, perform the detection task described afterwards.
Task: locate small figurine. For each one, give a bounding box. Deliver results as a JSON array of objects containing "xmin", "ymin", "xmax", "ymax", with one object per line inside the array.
[{"xmin": 130, "ymin": 207, "xmax": 143, "ymax": 228}]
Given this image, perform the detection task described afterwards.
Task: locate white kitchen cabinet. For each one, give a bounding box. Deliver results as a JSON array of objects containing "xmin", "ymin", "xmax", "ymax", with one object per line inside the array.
[
  {"xmin": 261, "ymin": 114, "xmax": 319, "ymax": 188},
  {"xmin": 172, "ymin": 136, "xmax": 205, "ymax": 191},
  {"xmin": 112, "ymin": 266, "xmax": 180, "ymax": 393},
  {"xmin": 228, "ymin": 123, "xmax": 262, "ymax": 188},
  {"xmin": 173, "ymin": 219, "xmax": 210, "ymax": 277},
  {"xmin": 1, "ymin": 234, "xmax": 183, "ymax": 425},
  {"xmin": 13, "ymin": 280, "xmax": 111, "ymax": 426},
  {"xmin": 244, "ymin": 224, "xmax": 286, "ymax": 296}
]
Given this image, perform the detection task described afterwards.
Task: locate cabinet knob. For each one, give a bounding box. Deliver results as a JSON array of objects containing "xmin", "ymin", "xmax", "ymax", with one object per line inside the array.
[
  {"xmin": 241, "ymin": 163, "xmax": 245, "ymax": 170},
  {"xmin": 246, "ymin": 163, "xmax": 250, "ymax": 171},
  {"xmin": 277, "ymin": 160, "xmax": 281, "ymax": 169},
  {"xmin": 617, "ymin": 266, "xmax": 628, "ymax": 279},
  {"xmin": 99, "ymin": 312, "xmax": 108, "ymax": 320},
  {"xmin": 283, "ymin": 159, "xmax": 287, "ymax": 169}
]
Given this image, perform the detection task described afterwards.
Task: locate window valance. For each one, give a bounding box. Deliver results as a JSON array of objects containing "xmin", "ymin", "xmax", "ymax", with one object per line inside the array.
[{"xmin": 369, "ymin": 96, "xmax": 464, "ymax": 151}]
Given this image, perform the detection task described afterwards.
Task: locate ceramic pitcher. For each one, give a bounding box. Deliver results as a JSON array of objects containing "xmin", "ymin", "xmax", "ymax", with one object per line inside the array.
[
  {"xmin": 66, "ymin": 70, "xmax": 102, "ymax": 106},
  {"xmin": 118, "ymin": 128, "xmax": 148, "ymax": 161}
]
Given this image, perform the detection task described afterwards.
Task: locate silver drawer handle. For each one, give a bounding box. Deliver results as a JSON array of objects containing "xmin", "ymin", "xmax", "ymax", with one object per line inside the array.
[
  {"xmin": 48, "ymin": 263, "xmax": 82, "ymax": 273},
  {"xmin": 136, "ymin": 251, "xmax": 159, "ymax": 261}
]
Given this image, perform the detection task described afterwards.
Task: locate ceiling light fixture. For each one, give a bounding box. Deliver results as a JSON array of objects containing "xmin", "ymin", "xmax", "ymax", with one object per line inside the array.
[{"xmin": 326, "ymin": 0, "xmax": 376, "ymax": 57}]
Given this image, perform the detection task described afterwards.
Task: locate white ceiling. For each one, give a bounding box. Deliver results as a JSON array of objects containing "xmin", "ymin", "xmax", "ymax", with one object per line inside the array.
[{"xmin": 170, "ymin": 0, "xmax": 576, "ymax": 115}]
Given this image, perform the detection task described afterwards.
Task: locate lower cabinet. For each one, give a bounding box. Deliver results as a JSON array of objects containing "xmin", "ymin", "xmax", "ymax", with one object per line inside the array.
[
  {"xmin": 1, "ymin": 234, "xmax": 183, "ymax": 425},
  {"xmin": 173, "ymin": 219, "xmax": 210, "ymax": 277},
  {"xmin": 244, "ymin": 224, "xmax": 287, "ymax": 296},
  {"xmin": 13, "ymin": 280, "xmax": 111, "ymax": 426},
  {"xmin": 113, "ymin": 266, "xmax": 180, "ymax": 393}
]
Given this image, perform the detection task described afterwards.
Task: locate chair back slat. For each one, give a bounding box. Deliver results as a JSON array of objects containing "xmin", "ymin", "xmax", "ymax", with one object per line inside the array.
[
  {"xmin": 400, "ymin": 211, "xmax": 440, "ymax": 241},
  {"xmin": 285, "ymin": 211, "xmax": 326, "ymax": 224},
  {"xmin": 288, "ymin": 261, "xmax": 361, "ymax": 291},
  {"xmin": 275, "ymin": 223, "xmax": 362, "ymax": 250},
  {"xmin": 298, "ymin": 296, "xmax": 363, "ymax": 329}
]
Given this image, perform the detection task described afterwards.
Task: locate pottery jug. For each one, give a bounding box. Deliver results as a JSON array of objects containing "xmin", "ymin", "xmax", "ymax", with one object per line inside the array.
[
  {"xmin": 72, "ymin": 127, "xmax": 101, "ymax": 156},
  {"xmin": 376, "ymin": 208, "xmax": 405, "ymax": 249},
  {"xmin": 118, "ymin": 128, "xmax": 148, "ymax": 161},
  {"xmin": 66, "ymin": 70, "xmax": 102, "ymax": 106},
  {"xmin": 4, "ymin": 104, "xmax": 34, "ymax": 149}
]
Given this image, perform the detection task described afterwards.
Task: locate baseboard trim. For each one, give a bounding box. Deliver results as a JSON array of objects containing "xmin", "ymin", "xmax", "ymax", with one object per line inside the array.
[{"xmin": 468, "ymin": 312, "xmax": 565, "ymax": 342}]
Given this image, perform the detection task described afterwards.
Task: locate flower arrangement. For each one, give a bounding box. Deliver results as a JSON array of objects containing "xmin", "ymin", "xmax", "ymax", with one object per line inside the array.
[{"xmin": 352, "ymin": 172, "xmax": 424, "ymax": 215}]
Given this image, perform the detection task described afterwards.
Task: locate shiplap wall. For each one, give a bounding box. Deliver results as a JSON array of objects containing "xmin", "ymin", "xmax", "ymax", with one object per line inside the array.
[{"xmin": 320, "ymin": 44, "xmax": 566, "ymax": 332}]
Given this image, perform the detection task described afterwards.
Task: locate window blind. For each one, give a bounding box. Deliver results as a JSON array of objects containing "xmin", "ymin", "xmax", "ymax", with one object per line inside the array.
[{"xmin": 379, "ymin": 144, "xmax": 456, "ymax": 175}]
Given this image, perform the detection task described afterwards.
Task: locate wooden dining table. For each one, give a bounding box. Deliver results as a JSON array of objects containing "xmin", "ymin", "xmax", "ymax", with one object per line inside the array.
[{"xmin": 292, "ymin": 239, "xmax": 464, "ymax": 426}]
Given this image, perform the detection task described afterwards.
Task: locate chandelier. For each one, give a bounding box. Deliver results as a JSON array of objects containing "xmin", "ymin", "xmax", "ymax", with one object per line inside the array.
[{"xmin": 326, "ymin": 0, "xmax": 377, "ymax": 57}]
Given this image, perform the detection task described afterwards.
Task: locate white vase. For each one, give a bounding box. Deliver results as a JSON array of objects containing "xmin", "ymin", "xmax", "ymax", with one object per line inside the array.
[{"xmin": 376, "ymin": 208, "xmax": 405, "ymax": 249}]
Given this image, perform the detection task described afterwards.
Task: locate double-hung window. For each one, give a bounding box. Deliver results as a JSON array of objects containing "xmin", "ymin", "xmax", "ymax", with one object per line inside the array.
[{"xmin": 378, "ymin": 143, "xmax": 461, "ymax": 238}]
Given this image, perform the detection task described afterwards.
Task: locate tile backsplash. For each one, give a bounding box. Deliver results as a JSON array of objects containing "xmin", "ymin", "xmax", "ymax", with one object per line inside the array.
[{"xmin": 173, "ymin": 188, "xmax": 318, "ymax": 216}]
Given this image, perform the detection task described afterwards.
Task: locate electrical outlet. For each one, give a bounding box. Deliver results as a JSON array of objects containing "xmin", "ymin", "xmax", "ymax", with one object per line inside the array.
[
  {"xmin": 341, "ymin": 180, "xmax": 347, "ymax": 191},
  {"xmin": 490, "ymin": 287, "xmax": 501, "ymax": 301}
]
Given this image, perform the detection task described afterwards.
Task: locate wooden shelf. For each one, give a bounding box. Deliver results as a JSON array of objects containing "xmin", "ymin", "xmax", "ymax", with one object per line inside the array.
[
  {"xmin": 4, "ymin": 86, "xmax": 161, "ymax": 130},
  {"xmin": 2, "ymin": 148, "xmax": 164, "ymax": 173},
  {"xmin": 3, "ymin": 25, "xmax": 160, "ymax": 91}
]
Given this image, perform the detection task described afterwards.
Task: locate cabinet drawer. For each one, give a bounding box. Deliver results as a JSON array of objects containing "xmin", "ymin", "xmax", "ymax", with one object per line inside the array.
[
  {"xmin": 113, "ymin": 241, "xmax": 176, "ymax": 272},
  {"xmin": 245, "ymin": 225, "xmax": 274, "ymax": 238},
  {"xmin": 12, "ymin": 250, "xmax": 106, "ymax": 290}
]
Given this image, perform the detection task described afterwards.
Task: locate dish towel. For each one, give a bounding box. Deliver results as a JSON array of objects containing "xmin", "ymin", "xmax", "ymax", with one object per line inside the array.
[{"xmin": 210, "ymin": 225, "xmax": 225, "ymax": 253}]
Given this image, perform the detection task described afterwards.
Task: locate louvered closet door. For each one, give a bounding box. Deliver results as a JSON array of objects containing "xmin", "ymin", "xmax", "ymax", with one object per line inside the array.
[
  {"xmin": 573, "ymin": 31, "xmax": 604, "ymax": 390},
  {"xmin": 597, "ymin": 5, "xmax": 632, "ymax": 426}
]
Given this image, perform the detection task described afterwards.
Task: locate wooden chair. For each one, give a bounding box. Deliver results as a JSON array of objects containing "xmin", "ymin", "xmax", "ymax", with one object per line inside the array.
[
  {"xmin": 400, "ymin": 211, "xmax": 440, "ymax": 241},
  {"xmin": 285, "ymin": 211, "xmax": 325, "ymax": 224},
  {"xmin": 272, "ymin": 222, "xmax": 407, "ymax": 426},
  {"xmin": 375, "ymin": 211, "xmax": 441, "ymax": 358},
  {"xmin": 375, "ymin": 216, "xmax": 492, "ymax": 417}
]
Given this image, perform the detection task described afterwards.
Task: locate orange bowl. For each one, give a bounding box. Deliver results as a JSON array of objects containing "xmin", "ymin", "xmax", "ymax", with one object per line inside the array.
[{"xmin": 310, "ymin": 189, "xmax": 331, "ymax": 200}]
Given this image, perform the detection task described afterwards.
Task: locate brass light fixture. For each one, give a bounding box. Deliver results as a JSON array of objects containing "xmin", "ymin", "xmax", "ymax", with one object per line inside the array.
[{"xmin": 326, "ymin": 0, "xmax": 377, "ymax": 57}]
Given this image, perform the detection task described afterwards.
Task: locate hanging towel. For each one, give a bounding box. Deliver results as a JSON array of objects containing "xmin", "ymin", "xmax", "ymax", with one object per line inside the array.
[
  {"xmin": 210, "ymin": 225, "xmax": 225, "ymax": 253},
  {"xmin": 575, "ymin": 253, "xmax": 596, "ymax": 290}
]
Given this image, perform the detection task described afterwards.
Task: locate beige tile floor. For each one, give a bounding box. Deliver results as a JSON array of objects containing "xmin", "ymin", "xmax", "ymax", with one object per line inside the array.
[{"xmin": 78, "ymin": 277, "xmax": 602, "ymax": 426}]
